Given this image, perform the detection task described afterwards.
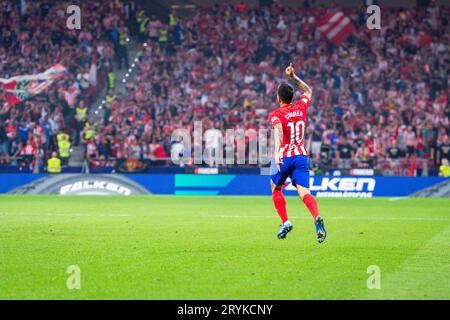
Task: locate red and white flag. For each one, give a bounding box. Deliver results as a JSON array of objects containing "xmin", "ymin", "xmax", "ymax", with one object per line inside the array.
[
  {"xmin": 316, "ymin": 12, "xmax": 355, "ymax": 46},
  {"xmin": 0, "ymin": 64, "xmax": 66, "ymax": 106}
]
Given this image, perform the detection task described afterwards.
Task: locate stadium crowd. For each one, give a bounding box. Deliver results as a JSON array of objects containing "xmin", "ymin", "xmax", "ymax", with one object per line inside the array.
[
  {"xmin": 0, "ymin": 0, "xmax": 130, "ymax": 169},
  {"xmin": 1, "ymin": 1, "xmax": 449, "ymax": 175},
  {"xmin": 101, "ymin": 2, "xmax": 449, "ymax": 174}
]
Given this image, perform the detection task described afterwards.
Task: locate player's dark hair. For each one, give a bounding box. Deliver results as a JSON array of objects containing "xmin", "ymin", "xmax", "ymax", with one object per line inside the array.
[{"xmin": 277, "ymin": 83, "xmax": 294, "ymax": 104}]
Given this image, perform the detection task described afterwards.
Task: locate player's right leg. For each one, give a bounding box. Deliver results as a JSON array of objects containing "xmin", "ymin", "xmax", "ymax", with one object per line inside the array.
[{"xmin": 270, "ymin": 159, "xmax": 293, "ymax": 240}]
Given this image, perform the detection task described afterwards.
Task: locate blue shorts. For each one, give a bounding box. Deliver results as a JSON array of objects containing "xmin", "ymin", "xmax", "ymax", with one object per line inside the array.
[{"xmin": 270, "ymin": 155, "xmax": 310, "ymax": 188}]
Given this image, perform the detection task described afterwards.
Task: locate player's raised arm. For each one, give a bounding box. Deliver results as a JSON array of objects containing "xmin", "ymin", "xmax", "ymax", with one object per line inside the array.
[{"xmin": 285, "ymin": 63, "xmax": 312, "ymax": 100}]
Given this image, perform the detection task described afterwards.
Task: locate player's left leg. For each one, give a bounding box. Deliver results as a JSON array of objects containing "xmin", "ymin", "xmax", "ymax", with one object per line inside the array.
[
  {"xmin": 296, "ymin": 185, "xmax": 326, "ymax": 243},
  {"xmin": 291, "ymin": 156, "xmax": 326, "ymax": 243}
]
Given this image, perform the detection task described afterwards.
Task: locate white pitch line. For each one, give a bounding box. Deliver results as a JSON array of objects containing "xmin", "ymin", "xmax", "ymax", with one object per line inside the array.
[
  {"xmin": 0, "ymin": 213, "xmax": 130, "ymax": 217},
  {"xmin": 213, "ymin": 215, "xmax": 450, "ymax": 221},
  {"xmin": 389, "ymin": 197, "xmax": 411, "ymax": 201}
]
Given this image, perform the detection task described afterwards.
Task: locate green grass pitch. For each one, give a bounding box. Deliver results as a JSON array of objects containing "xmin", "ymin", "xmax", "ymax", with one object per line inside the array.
[{"xmin": 0, "ymin": 195, "xmax": 449, "ymax": 300}]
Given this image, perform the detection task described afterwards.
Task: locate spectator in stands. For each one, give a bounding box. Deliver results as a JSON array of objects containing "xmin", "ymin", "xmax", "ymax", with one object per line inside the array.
[
  {"xmin": 436, "ymin": 135, "xmax": 450, "ymax": 165},
  {"xmin": 21, "ymin": 137, "xmax": 38, "ymax": 167},
  {"xmin": 336, "ymin": 137, "xmax": 354, "ymax": 169},
  {"xmin": 47, "ymin": 151, "xmax": 61, "ymax": 173},
  {"xmin": 117, "ymin": 25, "xmax": 130, "ymax": 70},
  {"xmin": 8, "ymin": 134, "xmax": 22, "ymax": 166},
  {"xmin": 81, "ymin": 118, "xmax": 98, "ymax": 145},
  {"xmin": 149, "ymin": 138, "xmax": 167, "ymax": 165},
  {"xmin": 386, "ymin": 140, "xmax": 404, "ymax": 160},
  {"xmin": 405, "ymin": 126, "xmax": 417, "ymax": 157},
  {"xmin": 86, "ymin": 138, "xmax": 99, "ymax": 164},
  {"xmin": 439, "ymin": 159, "xmax": 450, "ymax": 177},
  {"xmin": 75, "ymin": 101, "xmax": 88, "ymax": 145},
  {"xmin": 58, "ymin": 133, "xmax": 71, "ymax": 166},
  {"xmin": 355, "ymin": 143, "xmax": 372, "ymax": 168},
  {"xmin": 171, "ymin": 136, "xmax": 185, "ymax": 167},
  {"xmin": 319, "ymin": 139, "xmax": 334, "ymax": 168}
]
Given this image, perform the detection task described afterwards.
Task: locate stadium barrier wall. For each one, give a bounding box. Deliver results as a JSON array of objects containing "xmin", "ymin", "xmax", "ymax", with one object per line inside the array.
[{"xmin": 0, "ymin": 174, "xmax": 448, "ymax": 197}]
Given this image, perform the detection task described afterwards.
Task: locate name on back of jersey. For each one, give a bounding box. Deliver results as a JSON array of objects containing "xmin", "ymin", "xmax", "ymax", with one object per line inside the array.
[{"xmin": 284, "ymin": 110, "xmax": 304, "ymax": 120}]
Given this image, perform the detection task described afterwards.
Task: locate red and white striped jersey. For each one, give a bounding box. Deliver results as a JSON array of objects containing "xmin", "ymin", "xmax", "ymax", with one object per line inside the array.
[{"xmin": 269, "ymin": 95, "xmax": 310, "ymax": 158}]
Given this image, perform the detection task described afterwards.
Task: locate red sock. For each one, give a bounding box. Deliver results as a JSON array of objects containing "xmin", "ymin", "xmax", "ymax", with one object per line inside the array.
[
  {"xmin": 302, "ymin": 194, "xmax": 320, "ymax": 220},
  {"xmin": 272, "ymin": 189, "xmax": 288, "ymax": 223}
]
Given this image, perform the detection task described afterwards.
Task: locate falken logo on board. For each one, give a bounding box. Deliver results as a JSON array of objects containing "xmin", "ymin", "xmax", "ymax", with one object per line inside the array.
[
  {"xmin": 60, "ymin": 180, "xmax": 132, "ymax": 195},
  {"xmin": 285, "ymin": 177, "xmax": 376, "ymax": 198}
]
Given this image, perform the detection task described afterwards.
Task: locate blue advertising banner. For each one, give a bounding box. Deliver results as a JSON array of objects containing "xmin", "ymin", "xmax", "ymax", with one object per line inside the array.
[
  {"xmin": 0, "ymin": 174, "xmax": 48, "ymax": 194},
  {"xmin": 125, "ymin": 174, "xmax": 448, "ymax": 197},
  {"xmin": 0, "ymin": 173, "xmax": 447, "ymax": 197}
]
